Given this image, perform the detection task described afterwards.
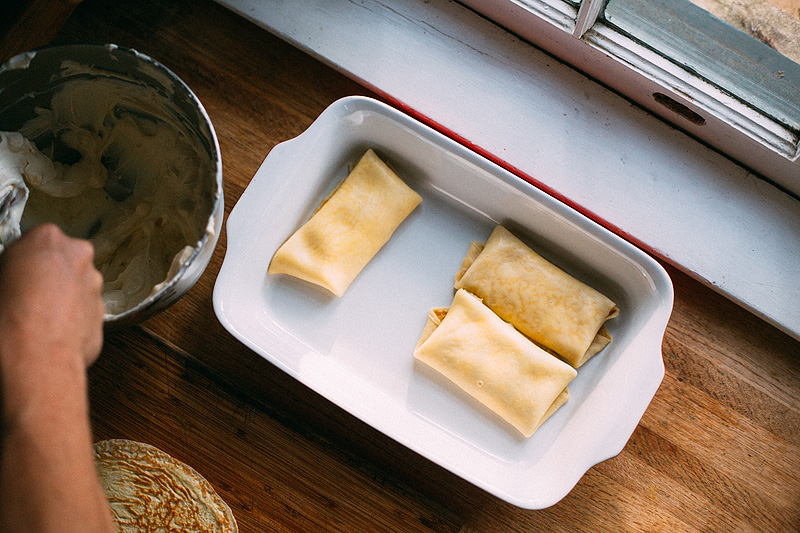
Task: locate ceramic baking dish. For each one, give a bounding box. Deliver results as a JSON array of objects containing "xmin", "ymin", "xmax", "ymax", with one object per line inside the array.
[{"xmin": 213, "ymin": 96, "xmax": 673, "ymax": 509}]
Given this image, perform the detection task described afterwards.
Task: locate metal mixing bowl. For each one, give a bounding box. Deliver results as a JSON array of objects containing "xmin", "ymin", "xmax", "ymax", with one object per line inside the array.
[{"xmin": 0, "ymin": 43, "xmax": 224, "ymax": 327}]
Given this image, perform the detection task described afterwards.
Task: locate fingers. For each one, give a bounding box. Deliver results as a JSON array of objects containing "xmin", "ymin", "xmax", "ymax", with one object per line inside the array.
[
  {"xmin": 27, "ymin": 223, "xmax": 95, "ymax": 267},
  {"xmin": 70, "ymin": 234, "xmax": 97, "ymax": 270},
  {"xmin": 55, "ymin": 230, "xmax": 106, "ymax": 365},
  {"xmin": 18, "ymin": 224, "xmax": 100, "ymax": 282},
  {"xmin": 20, "ymin": 223, "xmax": 69, "ymax": 253},
  {"xmin": 0, "ymin": 223, "xmax": 106, "ymax": 366},
  {"xmin": 84, "ymin": 266, "xmax": 106, "ymax": 366}
]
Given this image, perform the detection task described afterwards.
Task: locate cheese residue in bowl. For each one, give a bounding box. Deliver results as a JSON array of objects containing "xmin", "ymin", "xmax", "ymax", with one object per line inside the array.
[{"xmin": 0, "ymin": 64, "xmax": 215, "ymax": 317}]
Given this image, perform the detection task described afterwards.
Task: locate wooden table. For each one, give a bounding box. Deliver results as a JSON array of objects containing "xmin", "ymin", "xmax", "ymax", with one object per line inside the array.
[{"xmin": 4, "ymin": 0, "xmax": 800, "ymax": 530}]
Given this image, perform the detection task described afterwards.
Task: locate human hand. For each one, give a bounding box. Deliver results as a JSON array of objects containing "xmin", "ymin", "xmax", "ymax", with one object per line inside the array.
[
  {"xmin": 0, "ymin": 224, "xmax": 104, "ymax": 374},
  {"xmin": 0, "ymin": 223, "xmax": 114, "ymax": 533}
]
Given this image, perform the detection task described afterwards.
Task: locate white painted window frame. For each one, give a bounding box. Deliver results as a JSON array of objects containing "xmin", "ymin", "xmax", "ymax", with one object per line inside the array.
[{"xmin": 461, "ymin": 0, "xmax": 800, "ymax": 198}]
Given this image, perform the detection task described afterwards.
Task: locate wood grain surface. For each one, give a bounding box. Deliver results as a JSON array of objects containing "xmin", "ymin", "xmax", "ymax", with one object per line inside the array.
[{"xmin": 4, "ymin": 0, "xmax": 799, "ymax": 530}]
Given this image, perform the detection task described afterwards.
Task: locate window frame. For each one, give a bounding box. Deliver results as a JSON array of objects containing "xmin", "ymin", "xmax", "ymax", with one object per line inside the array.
[{"xmin": 459, "ymin": 0, "xmax": 800, "ymax": 198}]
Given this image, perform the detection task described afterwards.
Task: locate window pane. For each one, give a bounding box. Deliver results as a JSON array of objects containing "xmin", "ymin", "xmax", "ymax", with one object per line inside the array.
[{"xmin": 603, "ymin": 0, "xmax": 800, "ymax": 133}]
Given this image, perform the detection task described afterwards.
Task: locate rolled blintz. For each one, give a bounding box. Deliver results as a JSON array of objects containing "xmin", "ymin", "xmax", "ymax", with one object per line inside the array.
[
  {"xmin": 268, "ymin": 149, "xmax": 422, "ymax": 296},
  {"xmin": 414, "ymin": 289, "xmax": 577, "ymax": 438},
  {"xmin": 454, "ymin": 225, "xmax": 618, "ymax": 367}
]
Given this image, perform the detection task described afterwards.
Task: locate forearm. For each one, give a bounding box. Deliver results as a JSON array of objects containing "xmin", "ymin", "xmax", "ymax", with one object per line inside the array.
[
  {"xmin": 0, "ymin": 224, "xmax": 111, "ymax": 532},
  {"xmin": 0, "ymin": 343, "xmax": 114, "ymax": 533}
]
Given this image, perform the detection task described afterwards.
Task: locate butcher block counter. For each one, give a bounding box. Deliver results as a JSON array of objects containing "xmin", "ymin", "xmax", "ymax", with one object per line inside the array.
[{"xmin": 2, "ymin": 0, "xmax": 799, "ymax": 531}]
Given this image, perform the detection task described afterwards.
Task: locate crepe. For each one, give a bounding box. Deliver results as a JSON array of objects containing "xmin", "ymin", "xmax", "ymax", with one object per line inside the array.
[
  {"xmin": 268, "ymin": 149, "xmax": 422, "ymax": 296},
  {"xmin": 94, "ymin": 439, "xmax": 238, "ymax": 533},
  {"xmin": 414, "ymin": 289, "xmax": 577, "ymax": 438},
  {"xmin": 454, "ymin": 225, "xmax": 618, "ymax": 368}
]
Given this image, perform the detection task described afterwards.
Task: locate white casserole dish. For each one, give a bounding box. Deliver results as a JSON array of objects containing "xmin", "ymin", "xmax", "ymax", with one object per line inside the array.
[{"xmin": 213, "ymin": 96, "xmax": 673, "ymax": 509}]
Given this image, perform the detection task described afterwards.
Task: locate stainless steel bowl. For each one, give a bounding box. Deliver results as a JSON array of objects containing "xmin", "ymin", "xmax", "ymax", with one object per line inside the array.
[{"xmin": 0, "ymin": 44, "xmax": 224, "ymax": 327}]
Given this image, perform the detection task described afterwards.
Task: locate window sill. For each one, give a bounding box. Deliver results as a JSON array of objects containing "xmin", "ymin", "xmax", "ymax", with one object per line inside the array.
[{"xmin": 215, "ymin": 0, "xmax": 800, "ymax": 341}]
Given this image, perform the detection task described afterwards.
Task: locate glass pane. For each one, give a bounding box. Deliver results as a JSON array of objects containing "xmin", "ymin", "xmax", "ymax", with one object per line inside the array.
[{"xmin": 604, "ymin": 0, "xmax": 800, "ymax": 133}]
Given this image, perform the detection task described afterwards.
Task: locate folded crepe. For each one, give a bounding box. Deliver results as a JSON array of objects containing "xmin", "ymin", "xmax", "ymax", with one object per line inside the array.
[
  {"xmin": 94, "ymin": 439, "xmax": 237, "ymax": 533},
  {"xmin": 414, "ymin": 289, "xmax": 577, "ymax": 438},
  {"xmin": 268, "ymin": 149, "xmax": 422, "ymax": 296},
  {"xmin": 455, "ymin": 225, "xmax": 618, "ymax": 368}
]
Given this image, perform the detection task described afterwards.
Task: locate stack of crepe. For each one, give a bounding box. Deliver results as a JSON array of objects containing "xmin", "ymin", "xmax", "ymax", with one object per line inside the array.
[
  {"xmin": 455, "ymin": 225, "xmax": 619, "ymax": 368},
  {"xmin": 414, "ymin": 225, "xmax": 618, "ymax": 438},
  {"xmin": 94, "ymin": 439, "xmax": 238, "ymax": 533}
]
